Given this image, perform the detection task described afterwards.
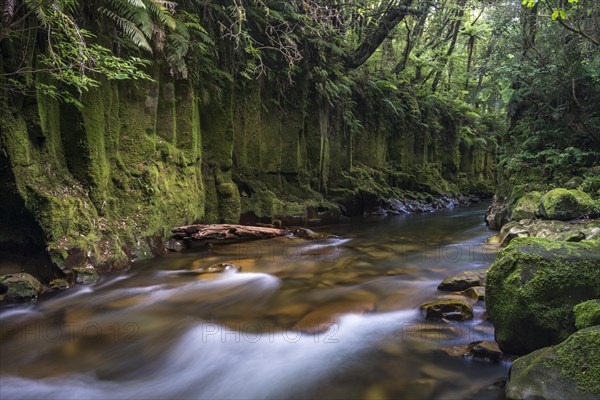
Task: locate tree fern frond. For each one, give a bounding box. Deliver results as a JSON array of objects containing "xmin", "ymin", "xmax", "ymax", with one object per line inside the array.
[
  {"xmin": 99, "ymin": 6, "xmax": 153, "ymax": 52},
  {"xmin": 146, "ymin": 0, "xmax": 176, "ymax": 30}
]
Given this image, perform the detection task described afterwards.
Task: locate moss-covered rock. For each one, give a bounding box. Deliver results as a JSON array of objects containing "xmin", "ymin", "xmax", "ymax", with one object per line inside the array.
[
  {"xmin": 573, "ymin": 300, "xmax": 600, "ymax": 330},
  {"xmin": 511, "ymin": 191, "xmax": 542, "ymax": 220},
  {"xmin": 486, "ymin": 237, "xmax": 600, "ymax": 355},
  {"xmin": 73, "ymin": 266, "xmax": 100, "ymax": 285},
  {"xmin": 505, "ymin": 327, "xmax": 600, "ymax": 399},
  {"xmin": 539, "ymin": 188, "xmax": 597, "ymax": 221},
  {"xmin": 0, "ymin": 273, "xmax": 43, "ymax": 303}
]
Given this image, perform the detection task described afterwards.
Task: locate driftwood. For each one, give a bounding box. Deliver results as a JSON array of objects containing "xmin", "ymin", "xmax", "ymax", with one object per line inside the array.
[{"xmin": 171, "ymin": 224, "xmax": 289, "ymax": 242}]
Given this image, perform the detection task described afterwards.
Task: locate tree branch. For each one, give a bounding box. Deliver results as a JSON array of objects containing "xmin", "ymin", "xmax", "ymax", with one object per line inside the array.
[
  {"xmin": 346, "ymin": 0, "xmax": 416, "ymax": 69},
  {"xmin": 541, "ymin": 0, "xmax": 600, "ymax": 47}
]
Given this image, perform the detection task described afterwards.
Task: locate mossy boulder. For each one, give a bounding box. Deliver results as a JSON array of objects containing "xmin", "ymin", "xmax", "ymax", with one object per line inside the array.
[
  {"xmin": 539, "ymin": 188, "xmax": 596, "ymax": 221},
  {"xmin": 573, "ymin": 300, "xmax": 600, "ymax": 330},
  {"xmin": 505, "ymin": 326, "xmax": 600, "ymax": 399},
  {"xmin": 0, "ymin": 273, "xmax": 43, "ymax": 303},
  {"xmin": 73, "ymin": 267, "xmax": 100, "ymax": 285},
  {"xmin": 511, "ymin": 191, "xmax": 542, "ymax": 220},
  {"xmin": 486, "ymin": 238, "xmax": 600, "ymax": 355}
]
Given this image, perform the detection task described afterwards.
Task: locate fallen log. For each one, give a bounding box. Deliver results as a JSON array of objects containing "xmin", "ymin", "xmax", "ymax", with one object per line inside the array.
[{"xmin": 171, "ymin": 224, "xmax": 289, "ymax": 242}]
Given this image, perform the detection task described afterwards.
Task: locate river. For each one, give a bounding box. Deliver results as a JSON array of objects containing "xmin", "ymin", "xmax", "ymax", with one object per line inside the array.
[{"xmin": 0, "ymin": 202, "xmax": 509, "ymax": 399}]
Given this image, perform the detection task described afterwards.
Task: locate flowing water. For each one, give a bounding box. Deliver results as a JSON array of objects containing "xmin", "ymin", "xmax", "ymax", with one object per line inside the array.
[{"xmin": 0, "ymin": 203, "xmax": 509, "ymax": 399}]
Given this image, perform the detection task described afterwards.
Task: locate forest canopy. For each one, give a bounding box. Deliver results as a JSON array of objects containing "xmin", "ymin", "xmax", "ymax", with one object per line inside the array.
[{"xmin": 1, "ymin": 0, "xmax": 599, "ymax": 186}]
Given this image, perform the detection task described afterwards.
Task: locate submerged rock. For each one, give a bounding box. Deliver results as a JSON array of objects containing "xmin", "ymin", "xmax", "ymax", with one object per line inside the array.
[
  {"xmin": 437, "ymin": 271, "xmax": 482, "ymax": 292},
  {"xmin": 573, "ymin": 299, "xmax": 600, "ymax": 330},
  {"xmin": 292, "ymin": 227, "xmax": 338, "ymax": 240},
  {"xmin": 194, "ymin": 262, "xmax": 241, "ymax": 274},
  {"xmin": 293, "ymin": 300, "xmax": 374, "ymax": 333},
  {"xmin": 486, "ymin": 237, "xmax": 600, "ymax": 355},
  {"xmin": 465, "ymin": 379, "xmax": 506, "ymax": 400},
  {"xmin": 539, "ymin": 188, "xmax": 597, "ymax": 221},
  {"xmin": 420, "ymin": 299, "xmax": 474, "ymax": 321},
  {"xmin": 506, "ymin": 327, "xmax": 600, "ymax": 400},
  {"xmin": 0, "ymin": 273, "xmax": 43, "ymax": 303}
]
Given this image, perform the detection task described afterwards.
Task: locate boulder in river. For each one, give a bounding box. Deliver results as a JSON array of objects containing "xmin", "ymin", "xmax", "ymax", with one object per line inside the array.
[
  {"xmin": 505, "ymin": 326, "xmax": 600, "ymax": 400},
  {"xmin": 573, "ymin": 299, "xmax": 600, "ymax": 330},
  {"xmin": 73, "ymin": 266, "xmax": 100, "ymax": 285},
  {"xmin": 511, "ymin": 191, "xmax": 542, "ymax": 220},
  {"xmin": 461, "ymin": 286, "xmax": 485, "ymax": 301},
  {"xmin": 420, "ymin": 299, "xmax": 473, "ymax": 321},
  {"xmin": 0, "ymin": 273, "xmax": 43, "ymax": 303},
  {"xmin": 466, "ymin": 341, "xmax": 504, "ymax": 362},
  {"xmin": 539, "ymin": 188, "xmax": 597, "ymax": 221},
  {"xmin": 194, "ymin": 262, "xmax": 241, "ymax": 274},
  {"xmin": 437, "ymin": 271, "xmax": 482, "ymax": 292},
  {"xmin": 486, "ymin": 237, "xmax": 600, "ymax": 355},
  {"xmin": 293, "ymin": 227, "xmax": 339, "ymax": 240}
]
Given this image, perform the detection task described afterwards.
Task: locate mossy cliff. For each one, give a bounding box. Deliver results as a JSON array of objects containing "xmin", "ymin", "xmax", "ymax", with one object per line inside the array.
[
  {"xmin": 1, "ymin": 67, "xmax": 496, "ymax": 279},
  {"xmin": 1, "ymin": 70, "xmax": 205, "ymax": 277}
]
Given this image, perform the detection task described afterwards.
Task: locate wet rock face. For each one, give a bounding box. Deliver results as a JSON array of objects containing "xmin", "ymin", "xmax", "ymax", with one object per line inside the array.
[
  {"xmin": 490, "ymin": 219, "xmax": 600, "ymax": 247},
  {"xmin": 73, "ymin": 267, "xmax": 100, "ymax": 285},
  {"xmin": 467, "ymin": 341, "xmax": 504, "ymax": 362},
  {"xmin": 420, "ymin": 299, "xmax": 474, "ymax": 321},
  {"xmin": 164, "ymin": 239, "xmax": 186, "ymax": 252},
  {"xmin": 539, "ymin": 188, "xmax": 597, "ymax": 221},
  {"xmin": 485, "ymin": 195, "xmax": 509, "ymax": 231},
  {"xmin": 437, "ymin": 271, "xmax": 483, "ymax": 292},
  {"xmin": 505, "ymin": 327, "xmax": 600, "ymax": 400},
  {"xmin": 486, "ymin": 237, "xmax": 600, "ymax": 355},
  {"xmin": 461, "ymin": 286, "xmax": 485, "ymax": 301},
  {"xmin": 0, "ymin": 273, "xmax": 43, "ymax": 303}
]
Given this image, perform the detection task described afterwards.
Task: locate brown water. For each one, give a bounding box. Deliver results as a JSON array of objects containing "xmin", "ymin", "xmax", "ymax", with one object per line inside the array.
[{"xmin": 0, "ymin": 203, "xmax": 508, "ymax": 399}]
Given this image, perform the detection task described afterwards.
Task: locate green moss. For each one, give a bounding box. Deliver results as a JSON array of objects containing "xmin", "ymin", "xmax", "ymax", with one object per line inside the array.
[
  {"xmin": 0, "ymin": 273, "xmax": 43, "ymax": 303},
  {"xmin": 552, "ymin": 327, "xmax": 600, "ymax": 394},
  {"xmin": 511, "ymin": 191, "xmax": 542, "ymax": 220},
  {"xmin": 507, "ymin": 327, "xmax": 600, "ymax": 398},
  {"xmin": 487, "ymin": 237, "xmax": 600, "ymax": 355},
  {"xmin": 216, "ymin": 182, "xmax": 241, "ymax": 223},
  {"xmin": 540, "ymin": 188, "xmax": 596, "ymax": 220},
  {"xmin": 241, "ymin": 188, "xmax": 284, "ymax": 219},
  {"xmin": 573, "ymin": 300, "xmax": 600, "ymax": 330}
]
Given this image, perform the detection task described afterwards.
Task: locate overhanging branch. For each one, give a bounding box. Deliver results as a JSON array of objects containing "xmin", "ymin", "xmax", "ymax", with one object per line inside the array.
[{"xmin": 346, "ymin": 0, "xmax": 417, "ymax": 69}]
